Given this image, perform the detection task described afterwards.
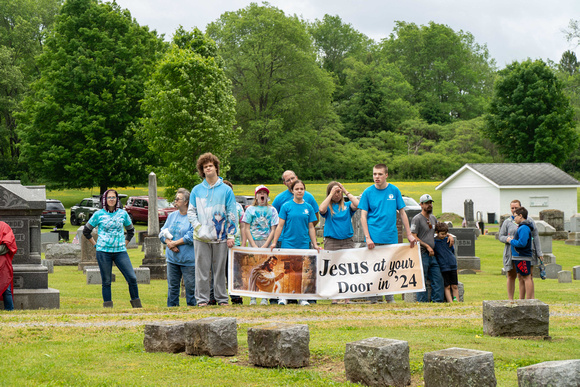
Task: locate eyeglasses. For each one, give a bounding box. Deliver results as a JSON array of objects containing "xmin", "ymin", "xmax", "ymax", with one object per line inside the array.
[
  {"xmin": 106, "ymin": 196, "xmax": 117, "ymax": 200},
  {"xmin": 174, "ymin": 198, "xmax": 184, "ymax": 202}
]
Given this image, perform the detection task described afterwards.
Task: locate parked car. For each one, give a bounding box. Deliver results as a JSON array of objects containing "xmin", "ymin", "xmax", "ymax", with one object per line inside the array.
[
  {"xmin": 402, "ymin": 195, "xmax": 422, "ymax": 221},
  {"xmin": 42, "ymin": 199, "xmax": 66, "ymax": 228},
  {"xmin": 70, "ymin": 197, "xmax": 101, "ymax": 225},
  {"xmin": 235, "ymin": 195, "xmax": 254, "ymax": 211},
  {"xmin": 125, "ymin": 196, "xmax": 177, "ymax": 225}
]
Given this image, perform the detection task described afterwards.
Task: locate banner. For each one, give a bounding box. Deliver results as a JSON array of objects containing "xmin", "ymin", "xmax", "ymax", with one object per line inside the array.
[{"xmin": 228, "ymin": 244, "xmax": 424, "ymax": 300}]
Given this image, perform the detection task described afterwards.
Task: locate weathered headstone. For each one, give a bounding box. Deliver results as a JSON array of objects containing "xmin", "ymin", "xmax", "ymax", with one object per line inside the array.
[
  {"xmin": 569, "ymin": 213, "xmax": 580, "ymax": 232},
  {"xmin": 482, "ymin": 300, "xmax": 549, "ymax": 337},
  {"xmin": 464, "ymin": 200, "xmax": 477, "ymax": 228},
  {"xmin": 449, "ymin": 227, "xmax": 480, "ymax": 270},
  {"xmin": 558, "ymin": 270, "xmax": 572, "ymax": 283},
  {"xmin": 82, "ymin": 265, "xmax": 99, "ymax": 274},
  {"xmin": 423, "ymin": 347, "xmax": 497, "ymax": 387},
  {"xmin": 345, "ymin": 337, "xmax": 411, "ymax": 387},
  {"xmin": 184, "ymin": 317, "xmax": 238, "ymax": 357},
  {"xmin": 535, "ymin": 221, "xmax": 556, "ymax": 264},
  {"xmin": 41, "ymin": 259, "xmax": 54, "ymax": 274},
  {"xmin": 86, "ymin": 269, "xmax": 115, "ymax": 284},
  {"xmin": 140, "ymin": 172, "xmax": 167, "ymax": 279},
  {"xmin": 40, "ymin": 232, "xmax": 59, "ymax": 253},
  {"xmin": 78, "ymin": 226, "xmax": 98, "ymax": 271},
  {"xmin": 0, "ymin": 180, "xmax": 60, "ymax": 310},
  {"xmin": 45, "ymin": 243, "xmax": 81, "ymax": 266},
  {"xmin": 247, "ymin": 323, "xmax": 309, "ymax": 368},
  {"xmin": 539, "ymin": 209, "xmax": 568, "ymax": 240},
  {"xmin": 134, "ymin": 267, "xmax": 150, "ymax": 284},
  {"xmin": 545, "ymin": 263, "xmax": 563, "ymax": 279},
  {"xmin": 517, "ymin": 359, "xmax": 580, "ymax": 387},
  {"xmin": 144, "ymin": 322, "xmax": 185, "ymax": 353},
  {"xmin": 565, "ymin": 231, "xmax": 580, "ymax": 246},
  {"xmin": 573, "ymin": 266, "xmax": 580, "ymax": 280}
]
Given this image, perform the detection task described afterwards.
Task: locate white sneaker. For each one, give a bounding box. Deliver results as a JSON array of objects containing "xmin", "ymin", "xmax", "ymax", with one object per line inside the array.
[
  {"xmin": 300, "ymin": 300, "xmax": 310, "ymax": 306},
  {"xmin": 260, "ymin": 299, "xmax": 268, "ymax": 305},
  {"xmin": 249, "ymin": 298, "xmax": 257, "ymax": 305},
  {"xmin": 278, "ymin": 298, "xmax": 287, "ymax": 305}
]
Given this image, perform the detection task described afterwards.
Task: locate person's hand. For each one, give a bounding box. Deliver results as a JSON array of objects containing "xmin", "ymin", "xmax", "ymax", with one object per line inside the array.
[
  {"xmin": 506, "ymin": 237, "xmax": 512, "ymax": 243},
  {"xmin": 447, "ymin": 234, "xmax": 455, "ymax": 247},
  {"xmin": 407, "ymin": 234, "xmax": 417, "ymax": 248},
  {"xmin": 170, "ymin": 246, "xmax": 180, "ymax": 253},
  {"xmin": 313, "ymin": 244, "xmax": 321, "ymax": 252},
  {"xmin": 427, "ymin": 245, "xmax": 434, "ymax": 256},
  {"xmin": 227, "ymin": 239, "xmax": 235, "ymax": 248},
  {"xmin": 331, "ymin": 185, "xmax": 341, "ymax": 196},
  {"xmin": 270, "ymin": 243, "xmax": 275, "ymax": 251},
  {"xmin": 366, "ymin": 238, "xmax": 375, "ymax": 250}
]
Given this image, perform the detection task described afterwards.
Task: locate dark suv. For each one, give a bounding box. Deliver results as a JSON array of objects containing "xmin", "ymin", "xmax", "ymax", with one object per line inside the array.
[
  {"xmin": 125, "ymin": 196, "xmax": 176, "ymax": 225},
  {"xmin": 41, "ymin": 199, "xmax": 66, "ymax": 228},
  {"xmin": 70, "ymin": 197, "xmax": 101, "ymax": 225}
]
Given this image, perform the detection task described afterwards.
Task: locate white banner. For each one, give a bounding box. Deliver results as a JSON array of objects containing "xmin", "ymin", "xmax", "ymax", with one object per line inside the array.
[{"xmin": 229, "ymin": 244, "xmax": 424, "ymax": 300}]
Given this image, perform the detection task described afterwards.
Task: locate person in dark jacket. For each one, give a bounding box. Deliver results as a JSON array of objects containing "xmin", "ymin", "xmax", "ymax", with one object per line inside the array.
[
  {"xmin": 506, "ymin": 207, "xmax": 534, "ymax": 300},
  {"xmin": 433, "ymin": 222, "xmax": 459, "ymax": 302}
]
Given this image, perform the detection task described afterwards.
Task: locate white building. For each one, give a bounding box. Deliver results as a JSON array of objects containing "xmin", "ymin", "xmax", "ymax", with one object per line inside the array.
[{"xmin": 436, "ymin": 163, "xmax": 580, "ymax": 222}]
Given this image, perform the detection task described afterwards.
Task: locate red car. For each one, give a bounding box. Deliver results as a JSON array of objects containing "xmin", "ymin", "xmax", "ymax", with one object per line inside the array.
[{"xmin": 125, "ymin": 196, "xmax": 177, "ymax": 225}]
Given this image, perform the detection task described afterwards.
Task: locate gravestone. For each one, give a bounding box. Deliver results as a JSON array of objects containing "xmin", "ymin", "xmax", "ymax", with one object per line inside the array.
[
  {"xmin": 464, "ymin": 200, "xmax": 477, "ymax": 228},
  {"xmin": 544, "ymin": 263, "xmax": 563, "ymax": 279},
  {"xmin": 423, "ymin": 347, "xmax": 496, "ymax": 387},
  {"xmin": 86, "ymin": 269, "xmax": 115, "ymax": 284},
  {"xmin": 45, "ymin": 243, "xmax": 81, "ymax": 266},
  {"xmin": 134, "ymin": 267, "xmax": 150, "ymax": 284},
  {"xmin": 558, "ymin": 270, "xmax": 572, "ymax": 283},
  {"xmin": 573, "ymin": 266, "xmax": 580, "ymax": 280},
  {"xmin": 40, "ymin": 232, "xmax": 59, "ymax": 253},
  {"xmin": 517, "ymin": 359, "xmax": 580, "ymax": 387},
  {"xmin": 482, "ymin": 300, "xmax": 549, "ymax": 337},
  {"xmin": 535, "ymin": 221, "xmax": 556, "ymax": 264},
  {"xmin": 565, "ymin": 231, "xmax": 580, "ymax": 246},
  {"xmin": 0, "ymin": 180, "xmax": 59, "ymax": 309},
  {"xmin": 352, "ymin": 202, "xmax": 403, "ymax": 245},
  {"xmin": 344, "ymin": 337, "xmax": 411, "ymax": 387},
  {"xmin": 144, "ymin": 322, "xmax": 185, "ymax": 353},
  {"xmin": 185, "ymin": 317, "xmax": 237, "ymax": 357},
  {"xmin": 247, "ymin": 323, "xmax": 309, "ymax": 368},
  {"xmin": 41, "ymin": 259, "xmax": 54, "ymax": 274},
  {"xmin": 449, "ymin": 227, "xmax": 480, "ymax": 270},
  {"xmin": 78, "ymin": 226, "xmax": 98, "ymax": 271},
  {"xmin": 539, "ymin": 209, "xmax": 568, "ymax": 240},
  {"xmin": 140, "ymin": 172, "xmax": 166, "ymax": 279},
  {"xmin": 569, "ymin": 213, "xmax": 580, "ymax": 232}
]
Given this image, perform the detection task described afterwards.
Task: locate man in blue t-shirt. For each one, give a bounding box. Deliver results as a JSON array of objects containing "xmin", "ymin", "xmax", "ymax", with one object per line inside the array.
[
  {"xmin": 359, "ymin": 164, "xmax": 417, "ymax": 303},
  {"xmin": 272, "ymin": 170, "xmax": 319, "ymax": 231}
]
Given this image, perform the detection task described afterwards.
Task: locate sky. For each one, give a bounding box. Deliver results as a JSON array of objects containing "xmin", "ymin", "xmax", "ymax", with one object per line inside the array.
[{"xmin": 113, "ymin": 0, "xmax": 580, "ymax": 68}]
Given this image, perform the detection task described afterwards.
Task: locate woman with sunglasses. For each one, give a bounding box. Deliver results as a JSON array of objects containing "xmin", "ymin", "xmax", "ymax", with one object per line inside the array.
[
  {"xmin": 83, "ymin": 189, "xmax": 141, "ymax": 308},
  {"xmin": 159, "ymin": 188, "xmax": 195, "ymax": 307}
]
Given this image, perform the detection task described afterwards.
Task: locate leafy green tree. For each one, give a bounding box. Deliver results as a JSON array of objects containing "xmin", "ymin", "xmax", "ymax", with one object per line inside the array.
[
  {"xmin": 484, "ymin": 59, "xmax": 578, "ymax": 166},
  {"xmin": 138, "ymin": 27, "xmax": 238, "ymax": 195},
  {"xmin": 560, "ymin": 50, "xmax": 579, "ymax": 75},
  {"xmin": 382, "ymin": 21, "xmax": 496, "ymax": 124},
  {"xmin": 0, "ymin": 0, "xmax": 61, "ymax": 179},
  {"xmin": 206, "ymin": 3, "xmax": 335, "ymax": 182},
  {"xmin": 308, "ymin": 14, "xmax": 372, "ymax": 87},
  {"xmin": 17, "ymin": 0, "xmax": 165, "ymax": 194}
]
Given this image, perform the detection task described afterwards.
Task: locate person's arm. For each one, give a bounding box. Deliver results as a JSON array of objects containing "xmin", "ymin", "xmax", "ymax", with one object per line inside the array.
[
  {"xmin": 531, "ymin": 221, "xmax": 543, "ymax": 259},
  {"xmin": 83, "ymin": 215, "xmax": 98, "ymax": 246},
  {"xmin": 319, "ymin": 185, "xmax": 341, "ymax": 215},
  {"xmin": 309, "ymin": 222, "xmax": 320, "ymax": 251},
  {"xmin": 338, "ymin": 183, "xmax": 359, "ymax": 210},
  {"xmin": 508, "ymin": 227, "xmax": 530, "ymax": 247},
  {"xmin": 498, "ymin": 219, "xmax": 510, "ymax": 243},
  {"xmin": 270, "ymin": 218, "xmax": 285, "ymax": 251},
  {"xmin": 244, "ymin": 222, "xmax": 257, "ymax": 247},
  {"xmin": 413, "ymin": 233, "xmax": 434, "ymax": 256},
  {"xmin": 263, "ymin": 225, "xmax": 277, "ymax": 248},
  {"xmin": 399, "ymin": 208, "xmax": 417, "ymax": 247},
  {"xmin": 447, "ymin": 233, "xmax": 454, "ymax": 247},
  {"xmin": 187, "ymin": 193, "xmax": 201, "ymax": 231},
  {"xmin": 125, "ymin": 224, "xmax": 135, "ymax": 247},
  {"xmin": 361, "ymin": 209, "xmax": 375, "ymax": 249}
]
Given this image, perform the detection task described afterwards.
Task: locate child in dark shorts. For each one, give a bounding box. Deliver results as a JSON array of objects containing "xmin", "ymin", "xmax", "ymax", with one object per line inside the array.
[
  {"xmin": 433, "ymin": 222, "xmax": 459, "ymax": 302},
  {"xmin": 506, "ymin": 207, "xmax": 534, "ymax": 299}
]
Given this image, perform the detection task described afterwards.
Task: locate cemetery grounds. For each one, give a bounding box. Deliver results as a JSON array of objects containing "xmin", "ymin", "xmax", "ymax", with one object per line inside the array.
[{"xmin": 0, "ymin": 182, "xmax": 579, "ymax": 386}]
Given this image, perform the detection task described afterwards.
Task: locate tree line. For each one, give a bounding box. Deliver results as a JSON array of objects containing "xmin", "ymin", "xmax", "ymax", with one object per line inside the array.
[{"xmin": 1, "ymin": 0, "xmax": 579, "ymax": 195}]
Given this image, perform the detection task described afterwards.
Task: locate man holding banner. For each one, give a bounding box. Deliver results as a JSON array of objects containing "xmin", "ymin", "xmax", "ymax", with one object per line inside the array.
[{"xmin": 359, "ymin": 164, "xmax": 417, "ymax": 303}]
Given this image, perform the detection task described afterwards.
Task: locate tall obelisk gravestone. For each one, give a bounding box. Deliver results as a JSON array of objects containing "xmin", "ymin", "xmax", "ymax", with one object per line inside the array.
[
  {"xmin": 140, "ymin": 172, "xmax": 167, "ymax": 279},
  {"xmin": 0, "ymin": 180, "xmax": 60, "ymax": 309}
]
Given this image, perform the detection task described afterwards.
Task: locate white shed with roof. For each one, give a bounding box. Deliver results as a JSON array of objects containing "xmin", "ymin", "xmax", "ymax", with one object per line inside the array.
[{"xmin": 435, "ymin": 163, "xmax": 580, "ymax": 222}]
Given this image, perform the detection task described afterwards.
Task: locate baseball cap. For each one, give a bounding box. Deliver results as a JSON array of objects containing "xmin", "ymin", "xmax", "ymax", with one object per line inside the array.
[
  {"xmin": 255, "ymin": 185, "xmax": 270, "ymax": 195},
  {"xmin": 420, "ymin": 194, "xmax": 434, "ymax": 203}
]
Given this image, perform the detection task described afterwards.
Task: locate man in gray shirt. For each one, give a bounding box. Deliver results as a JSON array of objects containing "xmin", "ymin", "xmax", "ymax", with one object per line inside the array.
[{"xmin": 410, "ymin": 194, "xmax": 448, "ymax": 302}]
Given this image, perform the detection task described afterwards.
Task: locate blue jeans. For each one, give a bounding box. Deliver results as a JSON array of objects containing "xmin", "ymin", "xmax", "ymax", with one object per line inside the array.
[
  {"xmin": 417, "ymin": 251, "xmax": 445, "ymax": 303},
  {"xmin": 2, "ymin": 284, "xmax": 14, "ymax": 311},
  {"xmin": 167, "ymin": 262, "xmax": 196, "ymax": 306},
  {"xmin": 96, "ymin": 251, "xmax": 139, "ymax": 302}
]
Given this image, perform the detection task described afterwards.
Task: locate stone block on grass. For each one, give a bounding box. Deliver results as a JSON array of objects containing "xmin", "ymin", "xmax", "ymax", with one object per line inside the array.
[
  {"xmin": 134, "ymin": 267, "xmax": 150, "ymax": 284},
  {"xmin": 423, "ymin": 347, "xmax": 496, "ymax": 387},
  {"xmin": 82, "ymin": 266, "xmax": 99, "ymax": 275},
  {"xmin": 143, "ymin": 322, "xmax": 185, "ymax": 353},
  {"xmin": 86, "ymin": 269, "xmax": 115, "ymax": 285},
  {"xmin": 482, "ymin": 300, "xmax": 549, "ymax": 337},
  {"xmin": 41, "ymin": 259, "xmax": 54, "ymax": 274},
  {"xmin": 558, "ymin": 270, "xmax": 572, "ymax": 283},
  {"xmin": 247, "ymin": 323, "xmax": 309, "ymax": 368},
  {"xmin": 545, "ymin": 263, "xmax": 563, "ymax": 279},
  {"xmin": 344, "ymin": 337, "xmax": 410, "ymax": 387},
  {"xmin": 184, "ymin": 317, "xmax": 237, "ymax": 357},
  {"xmin": 517, "ymin": 359, "xmax": 580, "ymax": 387},
  {"xmin": 573, "ymin": 266, "xmax": 580, "ymax": 280}
]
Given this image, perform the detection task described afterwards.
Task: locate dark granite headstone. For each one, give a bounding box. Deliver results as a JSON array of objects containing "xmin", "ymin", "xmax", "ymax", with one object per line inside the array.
[
  {"xmin": 449, "ymin": 227, "xmax": 480, "ymax": 270},
  {"xmin": 0, "ymin": 180, "xmax": 60, "ymax": 309}
]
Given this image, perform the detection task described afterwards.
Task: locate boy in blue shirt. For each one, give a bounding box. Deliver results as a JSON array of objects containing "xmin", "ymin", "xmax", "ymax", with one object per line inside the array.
[
  {"xmin": 506, "ymin": 207, "xmax": 534, "ymax": 300},
  {"xmin": 433, "ymin": 222, "xmax": 459, "ymax": 302}
]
